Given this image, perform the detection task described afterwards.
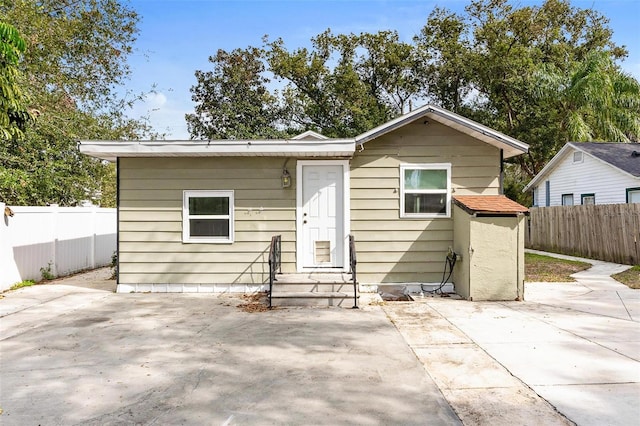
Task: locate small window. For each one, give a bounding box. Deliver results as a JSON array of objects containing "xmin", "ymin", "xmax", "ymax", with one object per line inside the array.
[
  {"xmin": 400, "ymin": 163, "xmax": 451, "ymax": 218},
  {"xmin": 561, "ymin": 194, "xmax": 574, "ymax": 206},
  {"xmin": 183, "ymin": 190, "xmax": 234, "ymax": 243},
  {"xmin": 581, "ymin": 194, "xmax": 595, "ymax": 205},
  {"xmin": 545, "ymin": 181, "xmax": 550, "ymax": 206},
  {"xmin": 573, "ymin": 151, "xmax": 583, "ymax": 163},
  {"xmin": 627, "ymin": 188, "xmax": 640, "ymax": 204}
]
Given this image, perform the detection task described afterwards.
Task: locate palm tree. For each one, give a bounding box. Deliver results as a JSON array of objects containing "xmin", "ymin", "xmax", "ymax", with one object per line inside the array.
[{"xmin": 534, "ymin": 50, "xmax": 640, "ymax": 145}]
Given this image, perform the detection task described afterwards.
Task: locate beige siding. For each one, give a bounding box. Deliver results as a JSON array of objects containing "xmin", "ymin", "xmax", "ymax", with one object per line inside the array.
[
  {"xmin": 351, "ymin": 120, "xmax": 500, "ymax": 284},
  {"xmin": 119, "ymin": 157, "xmax": 296, "ymax": 285}
]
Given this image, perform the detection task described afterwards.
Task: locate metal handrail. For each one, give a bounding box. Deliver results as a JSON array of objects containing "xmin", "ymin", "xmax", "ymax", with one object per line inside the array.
[
  {"xmin": 268, "ymin": 235, "xmax": 281, "ymax": 308},
  {"xmin": 349, "ymin": 234, "xmax": 358, "ymax": 309}
]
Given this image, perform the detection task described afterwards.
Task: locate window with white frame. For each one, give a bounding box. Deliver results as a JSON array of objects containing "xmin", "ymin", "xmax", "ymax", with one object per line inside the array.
[
  {"xmin": 627, "ymin": 188, "xmax": 640, "ymax": 204},
  {"xmin": 581, "ymin": 194, "xmax": 595, "ymax": 205},
  {"xmin": 573, "ymin": 151, "xmax": 583, "ymax": 163},
  {"xmin": 183, "ymin": 190, "xmax": 234, "ymax": 243},
  {"xmin": 400, "ymin": 163, "xmax": 451, "ymax": 218}
]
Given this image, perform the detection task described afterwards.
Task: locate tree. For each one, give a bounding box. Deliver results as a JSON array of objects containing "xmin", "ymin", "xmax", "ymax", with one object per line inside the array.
[
  {"xmin": 186, "ymin": 47, "xmax": 286, "ymax": 140},
  {"xmin": 0, "ymin": 22, "xmax": 30, "ymax": 140},
  {"xmin": 534, "ymin": 50, "xmax": 640, "ymax": 144},
  {"xmin": 414, "ymin": 0, "xmax": 634, "ymax": 202},
  {"xmin": 265, "ymin": 30, "xmax": 423, "ymax": 137},
  {"xmin": 0, "ymin": 0, "xmax": 152, "ymax": 206}
]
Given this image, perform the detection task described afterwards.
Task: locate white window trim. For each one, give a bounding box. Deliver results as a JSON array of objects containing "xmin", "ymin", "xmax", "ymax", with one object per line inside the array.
[
  {"xmin": 400, "ymin": 163, "xmax": 452, "ymax": 219},
  {"xmin": 573, "ymin": 151, "xmax": 584, "ymax": 164},
  {"xmin": 182, "ymin": 190, "xmax": 234, "ymax": 243}
]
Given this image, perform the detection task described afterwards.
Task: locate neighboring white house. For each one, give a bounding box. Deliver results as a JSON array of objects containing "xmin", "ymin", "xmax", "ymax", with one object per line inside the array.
[{"xmin": 524, "ymin": 142, "xmax": 640, "ymax": 206}]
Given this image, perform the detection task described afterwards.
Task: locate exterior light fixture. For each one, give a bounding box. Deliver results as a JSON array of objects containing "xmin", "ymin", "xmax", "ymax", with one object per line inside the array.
[{"xmin": 281, "ymin": 168, "xmax": 291, "ymax": 188}]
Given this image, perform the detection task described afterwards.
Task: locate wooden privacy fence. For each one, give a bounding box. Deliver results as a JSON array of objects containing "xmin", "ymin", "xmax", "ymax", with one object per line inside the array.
[{"xmin": 526, "ymin": 204, "xmax": 640, "ymax": 265}]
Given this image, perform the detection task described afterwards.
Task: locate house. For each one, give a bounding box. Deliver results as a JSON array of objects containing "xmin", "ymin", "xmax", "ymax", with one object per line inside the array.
[
  {"xmin": 79, "ymin": 104, "xmax": 529, "ymax": 300},
  {"xmin": 524, "ymin": 142, "xmax": 640, "ymax": 206}
]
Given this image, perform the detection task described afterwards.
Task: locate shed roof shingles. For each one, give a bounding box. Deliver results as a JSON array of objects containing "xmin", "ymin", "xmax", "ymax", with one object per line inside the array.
[{"xmin": 453, "ymin": 195, "xmax": 529, "ymax": 214}]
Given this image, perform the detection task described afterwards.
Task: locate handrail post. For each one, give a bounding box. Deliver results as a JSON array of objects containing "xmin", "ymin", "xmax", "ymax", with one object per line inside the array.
[
  {"xmin": 268, "ymin": 234, "xmax": 281, "ymax": 309},
  {"xmin": 349, "ymin": 234, "xmax": 358, "ymax": 309}
]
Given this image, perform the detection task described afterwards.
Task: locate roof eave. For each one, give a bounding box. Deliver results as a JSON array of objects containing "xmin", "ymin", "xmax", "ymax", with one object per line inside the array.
[{"xmin": 78, "ymin": 139, "xmax": 356, "ymax": 162}]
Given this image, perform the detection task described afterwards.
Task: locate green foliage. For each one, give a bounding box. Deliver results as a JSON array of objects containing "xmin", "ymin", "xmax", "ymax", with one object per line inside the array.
[
  {"xmin": 186, "ymin": 47, "xmax": 287, "ymax": 140},
  {"xmin": 40, "ymin": 261, "xmax": 55, "ymax": 280},
  {"xmin": 9, "ymin": 279, "xmax": 35, "ymax": 291},
  {"xmin": 0, "ymin": 22, "xmax": 31, "ymax": 140},
  {"xmin": 0, "ymin": 0, "xmax": 153, "ymax": 206},
  {"xmin": 416, "ymin": 0, "xmax": 635, "ymax": 185},
  {"xmin": 534, "ymin": 50, "xmax": 640, "ymax": 143}
]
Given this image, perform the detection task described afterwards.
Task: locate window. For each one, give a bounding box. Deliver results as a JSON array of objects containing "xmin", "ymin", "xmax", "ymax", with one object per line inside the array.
[
  {"xmin": 581, "ymin": 194, "xmax": 595, "ymax": 205},
  {"xmin": 545, "ymin": 181, "xmax": 550, "ymax": 206},
  {"xmin": 400, "ymin": 163, "xmax": 451, "ymax": 218},
  {"xmin": 183, "ymin": 190, "xmax": 234, "ymax": 243},
  {"xmin": 573, "ymin": 151, "xmax": 583, "ymax": 163},
  {"xmin": 561, "ymin": 194, "xmax": 574, "ymax": 206},
  {"xmin": 627, "ymin": 187, "xmax": 640, "ymax": 204}
]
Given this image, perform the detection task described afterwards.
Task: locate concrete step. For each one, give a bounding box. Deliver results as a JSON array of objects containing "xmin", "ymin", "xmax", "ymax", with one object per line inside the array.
[
  {"xmin": 274, "ymin": 273, "xmax": 353, "ymax": 284},
  {"xmin": 271, "ymin": 292, "xmax": 359, "ymax": 308},
  {"xmin": 270, "ymin": 282, "xmax": 356, "ymax": 293},
  {"xmin": 269, "ymin": 273, "xmax": 359, "ymax": 307}
]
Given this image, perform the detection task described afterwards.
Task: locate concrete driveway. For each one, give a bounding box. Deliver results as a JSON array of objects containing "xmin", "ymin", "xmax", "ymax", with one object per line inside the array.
[
  {"xmin": 384, "ymin": 251, "xmax": 639, "ymax": 426},
  {"xmin": 1, "ymin": 252, "xmax": 638, "ymax": 426},
  {"xmin": 0, "ymin": 270, "xmax": 458, "ymax": 425}
]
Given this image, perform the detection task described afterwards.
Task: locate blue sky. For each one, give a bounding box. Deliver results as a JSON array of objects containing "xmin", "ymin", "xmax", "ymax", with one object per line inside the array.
[{"xmin": 124, "ymin": 0, "xmax": 640, "ymax": 139}]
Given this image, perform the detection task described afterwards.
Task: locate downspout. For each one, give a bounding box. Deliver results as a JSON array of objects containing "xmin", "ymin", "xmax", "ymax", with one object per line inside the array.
[
  {"xmin": 116, "ymin": 157, "xmax": 120, "ymax": 289},
  {"xmin": 499, "ymin": 149, "xmax": 504, "ymax": 195}
]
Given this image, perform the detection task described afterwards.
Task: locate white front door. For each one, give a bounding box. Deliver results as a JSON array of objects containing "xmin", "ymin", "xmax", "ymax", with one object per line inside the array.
[{"xmin": 300, "ymin": 164, "xmax": 344, "ymax": 268}]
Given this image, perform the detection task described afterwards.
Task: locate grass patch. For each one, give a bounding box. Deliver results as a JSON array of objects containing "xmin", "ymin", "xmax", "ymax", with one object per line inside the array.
[
  {"xmin": 612, "ymin": 266, "xmax": 640, "ymax": 289},
  {"xmin": 525, "ymin": 253, "xmax": 591, "ymax": 282},
  {"xmin": 9, "ymin": 280, "xmax": 36, "ymax": 291}
]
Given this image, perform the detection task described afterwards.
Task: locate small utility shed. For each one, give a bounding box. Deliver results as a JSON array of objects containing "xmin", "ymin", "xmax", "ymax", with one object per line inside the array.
[
  {"xmin": 79, "ymin": 104, "xmax": 529, "ymax": 299},
  {"xmin": 452, "ymin": 195, "xmax": 529, "ymax": 301}
]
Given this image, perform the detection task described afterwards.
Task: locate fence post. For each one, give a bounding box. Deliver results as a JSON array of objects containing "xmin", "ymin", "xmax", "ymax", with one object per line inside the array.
[
  {"xmin": 50, "ymin": 204, "xmax": 59, "ymax": 277},
  {"xmin": 90, "ymin": 206, "xmax": 96, "ymax": 269}
]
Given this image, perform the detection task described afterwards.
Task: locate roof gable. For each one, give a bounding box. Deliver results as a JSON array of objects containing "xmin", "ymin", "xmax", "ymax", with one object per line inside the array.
[
  {"xmin": 524, "ymin": 142, "xmax": 640, "ymax": 191},
  {"xmin": 355, "ymin": 104, "xmax": 528, "ymax": 159}
]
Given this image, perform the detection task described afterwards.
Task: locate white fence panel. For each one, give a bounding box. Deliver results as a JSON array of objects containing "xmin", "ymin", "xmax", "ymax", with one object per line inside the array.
[{"xmin": 0, "ymin": 203, "xmax": 116, "ymax": 291}]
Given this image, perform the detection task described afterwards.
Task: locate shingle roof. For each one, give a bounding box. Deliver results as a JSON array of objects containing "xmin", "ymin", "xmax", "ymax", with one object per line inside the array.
[
  {"xmin": 453, "ymin": 195, "xmax": 529, "ymax": 215},
  {"xmin": 570, "ymin": 142, "xmax": 640, "ymax": 177}
]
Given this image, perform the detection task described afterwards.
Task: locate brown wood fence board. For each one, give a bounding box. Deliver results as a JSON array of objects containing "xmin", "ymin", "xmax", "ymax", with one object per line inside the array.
[{"xmin": 525, "ymin": 204, "xmax": 640, "ymax": 265}]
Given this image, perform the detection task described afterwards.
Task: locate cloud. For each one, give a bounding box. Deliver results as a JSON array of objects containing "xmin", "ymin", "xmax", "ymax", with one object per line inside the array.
[{"xmin": 127, "ymin": 91, "xmax": 192, "ymax": 140}]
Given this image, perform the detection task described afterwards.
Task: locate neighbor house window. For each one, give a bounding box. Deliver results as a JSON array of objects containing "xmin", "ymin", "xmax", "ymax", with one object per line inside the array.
[
  {"xmin": 183, "ymin": 190, "xmax": 234, "ymax": 243},
  {"xmin": 545, "ymin": 181, "xmax": 550, "ymax": 206},
  {"xmin": 581, "ymin": 194, "xmax": 595, "ymax": 205},
  {"xmin": 627, "ymin": 187, "xmax": 640, "ymax": 204},
  {"xmin": 561, "ymin": 194, "xmax": 574, "ymax": 206},
  {"xmin": 573, "ymin": 151, "xmax": 583, "ymax": 163},
  {"xmin": 400, "ymin": 163, "xmax": 451, "ymax": 218}
]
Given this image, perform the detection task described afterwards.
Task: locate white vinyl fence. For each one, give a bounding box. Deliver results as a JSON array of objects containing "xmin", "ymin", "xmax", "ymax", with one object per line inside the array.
[{"xmin": 0, "ymin": 203, "xmax": 116, "ymax": 291}]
